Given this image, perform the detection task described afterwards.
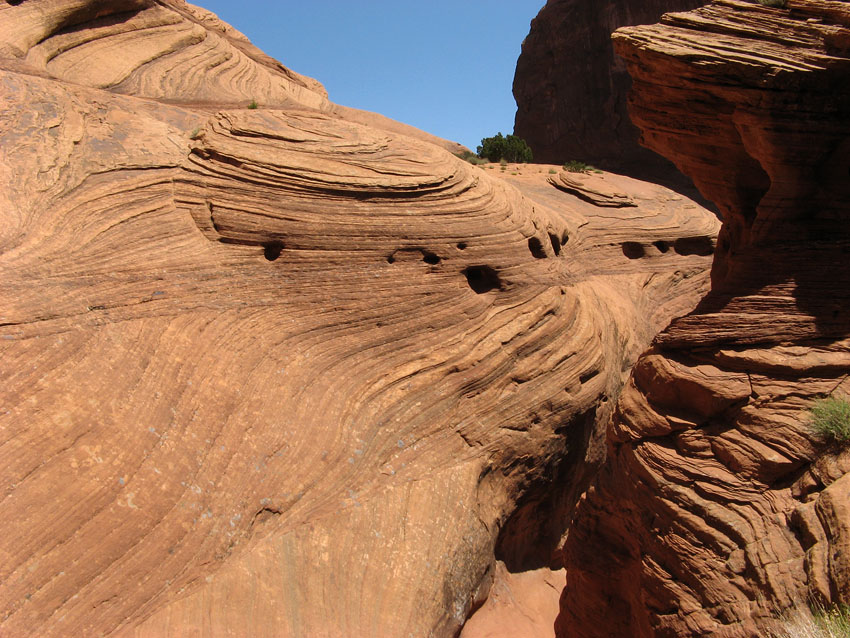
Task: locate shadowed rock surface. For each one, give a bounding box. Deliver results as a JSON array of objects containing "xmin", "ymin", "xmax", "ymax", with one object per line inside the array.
[
  {"xmin": 560, "ymin": 1, "xmax": 850, "ymax": 636},
  {"xmin": 512, "ymin": 0, "xmax": 708, "ymax": 170},
  {"xmin": 0, "ymin": 1, "xmax": 719, "ymax": 636}
]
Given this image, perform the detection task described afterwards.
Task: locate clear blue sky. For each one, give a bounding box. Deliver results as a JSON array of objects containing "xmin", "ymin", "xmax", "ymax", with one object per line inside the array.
[{"xmin": 196, "ymin": 1, "xmax": 544, "ymax": 151}]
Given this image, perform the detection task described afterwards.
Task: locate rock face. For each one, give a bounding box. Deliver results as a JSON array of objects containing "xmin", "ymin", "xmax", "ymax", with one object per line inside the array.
[
  {"xmin": 0, "ymin": 2, "xmax": 719, "ymax": 636},
  {"xmin": 512, "ymin": 0, "xmax": 708, "ymax": 168},
  {"xmin": 560, "ymin": 1, "xmax": 850, "ymax": 636}
]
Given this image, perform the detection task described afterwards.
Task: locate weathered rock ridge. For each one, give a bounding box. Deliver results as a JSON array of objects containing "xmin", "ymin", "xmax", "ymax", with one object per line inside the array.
[
  {"xmin": 560, "ymin": 1, "xmax": 850, "ymax": 636},
  {"xmin": 0, "ymin": 1, "xmax": 720, "ymax": 636},
  {"xmin": 512, "ymin": 0, "xmax": 708, "ymax": 169}
]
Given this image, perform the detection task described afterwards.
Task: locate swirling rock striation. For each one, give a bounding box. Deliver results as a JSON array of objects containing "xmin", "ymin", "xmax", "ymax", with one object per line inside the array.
[
  {"xmin": 561, "ymin": 2, "xmax": 850, "ymax": 637},
  {"xmin": 0, "ymin": 1, "xmax": 718, "ymax": 636}
]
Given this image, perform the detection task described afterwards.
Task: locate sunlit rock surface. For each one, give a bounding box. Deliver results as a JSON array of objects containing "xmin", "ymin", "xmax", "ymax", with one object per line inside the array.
[{"xmin": 0, "ymin": 2, "xmax": 719, "ymax": 636}]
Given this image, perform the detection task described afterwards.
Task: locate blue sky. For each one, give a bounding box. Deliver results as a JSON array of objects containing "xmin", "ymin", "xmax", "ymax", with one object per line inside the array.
[{"xmin": 197, "ymin": 1, "xmax": 544, "ymax": 151}]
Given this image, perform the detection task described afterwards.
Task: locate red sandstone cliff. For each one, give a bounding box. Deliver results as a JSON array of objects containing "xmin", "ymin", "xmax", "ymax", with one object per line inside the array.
[
  {"xmin": 512, "ymin": 0, "xmax": 708, "ymax": 169},
  {"xmin": 0, "ymin": 2, "xmax": 720, "ymax": 636},
  {"xmin": 560, "ymin": 1, "xmax": 850, "ymax": 636}
]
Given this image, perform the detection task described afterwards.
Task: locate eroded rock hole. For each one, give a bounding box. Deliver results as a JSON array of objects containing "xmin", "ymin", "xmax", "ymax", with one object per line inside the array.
[
  {"xmin": 457, "ymin": 242, "xmax": 468, "ymax": 250},
  {"xmin": 621, "ymin": 242, "xmax": 645, "ymax": 259},
  {"xmin": 528, "ymin": 237, "xmax": 547, "ymax": 259},
  {"xmin": 386, "ymin": 253, "xmax": 396, "ymax": 264},
  {"xmin": 579, "ymin": 369, "xmax": 599, "ymax": 384},
  {"xmin": 263, "ymin": 241, "xmax": 284, "ymax": 261},
  {"xmin": 422, "ymin": 250, "xmax": 441, "ymax": 265},
  {"xmin": 548, "ymin": 232, "xmax": 561, "ymax": 256},
  {"xmin": 464, "ymin": 266, "xmax": 502, "ymax": 294},
  {"xmin": 653, "ymin": 240, "xmax": 669, "ymax": 253},
  {"xmin": 674, "ymin": 236, "xmax": 714, "ymax": 256}
]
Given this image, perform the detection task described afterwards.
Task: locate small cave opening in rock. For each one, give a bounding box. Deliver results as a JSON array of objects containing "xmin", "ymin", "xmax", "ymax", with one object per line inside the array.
[
  {"xmin": 386, "ymin": 253, "xmax": 396, "ymax": 264},
  {"xmin": 263, "ymin": 240, "xmax": 284, "ymax": 261},
  {"xmin": 549, "ymin": 232, "xmax": 561, "ymax": 256},
  {"xmin": 457, "ymin": 241, "xmax": 468, "ymax": 250},
  {"xmin": 528, "ymin": 236, "xmax": 547, "ymax": 259},
  {"xmin": 653, "ymin": 240, "xmax": 669, "ymax": 253},
  {"xmin": 463, "ymin": 266, "xmax": 502, "ymax": 294},
  {"xmin": 422, "ymin": 250, "xmax": 441, "ymax": 265},
  {"xmin": 621, "ymin": 242, "xmax": 645, "ymax": 259},
  {"xmin": 674, "ymin": 236, "xmax": 714, "ymax": 256}
]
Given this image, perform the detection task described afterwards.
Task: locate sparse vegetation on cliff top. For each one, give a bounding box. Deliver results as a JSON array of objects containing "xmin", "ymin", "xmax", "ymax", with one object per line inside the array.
[
  {"xmin": 477, "ymin": 132, "xmax": 532, "ymax": 163},
  {"xmin": 455, "ymin": 150, "xmax": 487, "ymax": 165},
  {"xmin": 563, "ymin": 160, "xmax": 603, "ymax": 174}
]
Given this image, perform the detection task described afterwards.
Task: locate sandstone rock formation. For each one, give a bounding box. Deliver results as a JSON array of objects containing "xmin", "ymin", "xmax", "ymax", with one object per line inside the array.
[
  {"xmin": 512, "ymin": 0, "xmax": 708, "ymax": 169},
  {"xmin": 560, "ymin": 1, "xmax": 850, "ymax": 636},
  {"xmin": 0, "ymin": 2, "xmax": 719, "ymax": 636},
  {"xmin": 548, "ymin": 171, "xmax": 637, "ymax": 208}
]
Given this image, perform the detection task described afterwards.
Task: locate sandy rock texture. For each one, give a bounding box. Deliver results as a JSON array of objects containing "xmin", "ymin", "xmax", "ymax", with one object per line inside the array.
[
  {"xmin": 560, "ymin": 1, "xmax": 850, "ymax": 636},
  {"xmin": 512, "ymin": 0, "xmax": 707, "ymax": 169},
  {"xmin": 0, "ymin": 1, "xmax": 718, "ymax": 636}
]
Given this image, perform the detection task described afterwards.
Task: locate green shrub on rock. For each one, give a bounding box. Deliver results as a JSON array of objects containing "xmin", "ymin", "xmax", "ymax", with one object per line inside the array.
[
  {"xmin": 809, "ymin": 394, "xmax": 850, "ymax": 443},
  {"xmin": 477, "ymin": 132, "xmax": 533, "ymax": 163}
]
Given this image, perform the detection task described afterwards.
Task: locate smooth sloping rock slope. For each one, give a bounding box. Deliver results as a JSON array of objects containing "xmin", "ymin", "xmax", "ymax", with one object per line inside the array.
[
  {"xmin": 512, "ymin": 0, "xmax": 708, "ymax": 169},
  {"xmin": 560, "ymin": 1, "xmax": 850, "ymax": 636},
  {"xmin": 0, "ymin": 2, "xmax": 718, "ymax": 636}
]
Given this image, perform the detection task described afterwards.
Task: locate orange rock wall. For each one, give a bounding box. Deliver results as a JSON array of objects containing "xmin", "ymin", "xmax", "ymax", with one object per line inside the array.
[
  {"xmin": 560, "ymin": 2, "xmax": 850, "ymax": 636},
  {"xmin": 0, "ymin": 1, "xmax": 720, "ymax": 636}
]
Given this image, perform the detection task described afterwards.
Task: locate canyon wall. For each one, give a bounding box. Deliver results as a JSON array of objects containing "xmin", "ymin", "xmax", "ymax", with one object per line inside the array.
[
  {"xmin": 0, "ymin": 1, "xmax": 721, "ymax": 636},
  {"xmin": 560, "ymin": 1, "xmax": 850, "ymax": 636},
  {"xmin": 512, "ymin": 0, "xmax": 708, "ymax": 169}
]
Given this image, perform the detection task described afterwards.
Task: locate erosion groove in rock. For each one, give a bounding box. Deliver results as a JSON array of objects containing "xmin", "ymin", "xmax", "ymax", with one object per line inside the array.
[
  {"xmin": 0, "ymin": 2, "xmax": 719, "ymax": 637},
  {"xmin": 512, "ymin": 0, "xmax": 708, "ymax": 169},
  {"xmin": 561, "ymin": 2, "xmax": 850, "ymax": 637}
]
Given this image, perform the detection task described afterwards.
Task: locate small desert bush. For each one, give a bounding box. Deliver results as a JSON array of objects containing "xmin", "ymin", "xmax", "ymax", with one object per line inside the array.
[
  {"xmin": 563, "ymin": 160, "xmax": 604, "ymax": 174},
  {"xmin": 563, "ymin": 160, "xmax": 590, "ymax": 173},
  {"xmin": 477, "ymin": 132, "xmax": 533, "ymax": 163},
  {"xmin": 810, "ymin": 394, "xmax": 850, "ymax": 443},
  {"xmin": 248, "ymin": 99, "xmax": 259, "ymax": 109},
  {"xmin": 769, "ymin": 605, "xmax": 850, "ymax": 638},
  {"xmin": 455, "ymin": 150, "xmax": 487, "ymax": 165},
  {"xmin": 757, "ymin": 0, "xmax": 788, "ymax": 8}
]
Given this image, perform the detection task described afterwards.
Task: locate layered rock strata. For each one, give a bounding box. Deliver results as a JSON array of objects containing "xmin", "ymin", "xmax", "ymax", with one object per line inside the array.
[
  {"xmin": 0, "ymin": 1, "xmax": 718, "ymax": 636},
  {"xmin": 512, "ymin": 0, "xmax": 708, "ymax": 168},
  {"xmin": 560, "ymin": 1, "xmax": 850, "ymax": 636}
]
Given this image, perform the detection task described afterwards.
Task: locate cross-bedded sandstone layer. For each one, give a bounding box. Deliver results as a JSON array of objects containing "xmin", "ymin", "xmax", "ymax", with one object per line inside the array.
[
  {"xmin": 0, "ymin": 2, "xmax": 719, "ymax": 636},
  {"xmin": 560, "ymin": 1, "xmax": 850, "ymax": 636}
]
